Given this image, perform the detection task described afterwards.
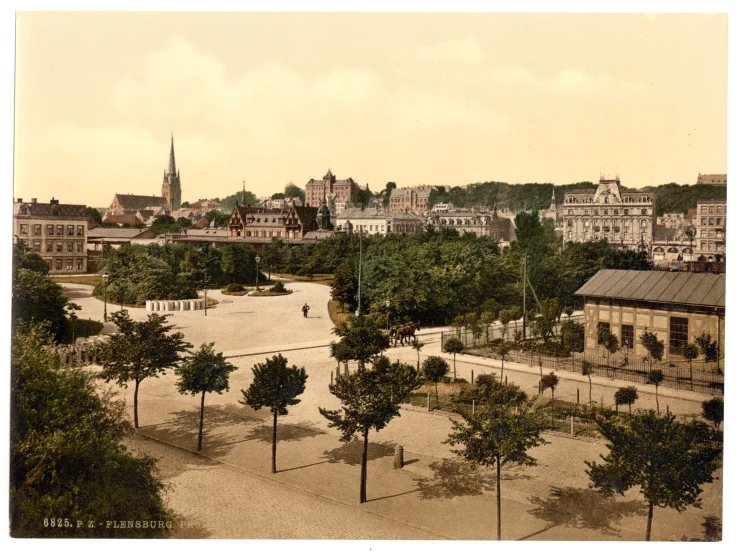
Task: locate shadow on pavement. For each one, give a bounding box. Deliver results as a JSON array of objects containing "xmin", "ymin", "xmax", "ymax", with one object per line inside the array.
[
  {"xmin": 526, "ymin": 486, "xmax": 647, "ymax": 537},
  {"xmin": 321, "ymin": 439, "xmax": 395, "ymax": 466},
  {"xmin": 413, "ymin": 458, "xmax": 496, "ymax": 500},
  {"xmin": 244, "ymin": 420, "xmax": 325, "ymax": 444}
]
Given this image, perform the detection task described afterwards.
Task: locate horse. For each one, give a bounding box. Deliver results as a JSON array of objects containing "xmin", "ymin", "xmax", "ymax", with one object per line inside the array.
[{"xmin": 393, "ymin": 321, "xmax": 421, "ymax": 346}]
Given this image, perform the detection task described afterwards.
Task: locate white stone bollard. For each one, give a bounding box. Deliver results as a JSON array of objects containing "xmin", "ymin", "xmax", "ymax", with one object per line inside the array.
[{"xmin": 146, "ymin": 300, "xmax": 153, "ymax": 311}]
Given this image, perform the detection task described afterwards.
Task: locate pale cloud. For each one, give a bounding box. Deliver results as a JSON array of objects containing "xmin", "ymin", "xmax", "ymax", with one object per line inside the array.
[
  {"xmin": 492, "ymin": 65, "xmax": 648, "ymax": 97},
  {"xmin": 417, "ymin": 37, "xmax": 485, "ymax": 63}
]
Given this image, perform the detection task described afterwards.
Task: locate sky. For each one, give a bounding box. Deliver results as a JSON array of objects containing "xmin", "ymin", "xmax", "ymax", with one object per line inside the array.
[{"xmin": 13, "ymin": 11, "xmax": 728, "ymax": 208}]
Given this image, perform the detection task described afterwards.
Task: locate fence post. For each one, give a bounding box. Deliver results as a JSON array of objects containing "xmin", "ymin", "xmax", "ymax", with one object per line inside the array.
[
  {"xmin": 427, "ymin": 392, "xmax": 431, "ymax": 412},
  {"xmin": 505, "ymin": 375, "xmax": 508, "ymax": 385},
  {"xmin": 330, "ymin": 371, "xmax": 333, "ymax": 386},
  {"xmin": 472, "ymin": 399, "xmax": 475, "ymax": 415},
  {"xmin": 471, "ymin": 369, "xmax": 474, "ymax": 384},
  {"xmin": 577, "ymin": 388, "xmax": 580, "ymax": 404},
  {"xmin": 570, "ymin": 415, "xmax": 574, "ymax": 437}
]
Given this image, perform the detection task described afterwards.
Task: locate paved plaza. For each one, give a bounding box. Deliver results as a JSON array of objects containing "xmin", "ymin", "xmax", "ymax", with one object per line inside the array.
[{"xmin": 65, "ymin": 280, "xmax": 723, "ymax": 541}]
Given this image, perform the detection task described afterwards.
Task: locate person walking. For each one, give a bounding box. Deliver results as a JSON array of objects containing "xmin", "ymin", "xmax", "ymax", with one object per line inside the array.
[{"xmin": 302, "ymin": 303, "xmax": 310, "ymax": 318}]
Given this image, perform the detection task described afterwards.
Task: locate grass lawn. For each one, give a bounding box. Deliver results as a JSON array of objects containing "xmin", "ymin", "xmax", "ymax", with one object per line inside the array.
[
  {"xmin": 52, "ymin": 275, "xmax": 102, "ymax": 287},
  {"xmin": 221, "ymin": 289, "xmax": 251, "ymax": 296},
  {"xmin": 270, "ymin": 273, "xmax": 334, "ymax": 286},
  {"xmin": 60, "ymin": 318, "xmax": 104, "ymax": 344},
  {"xmin": 250, "ymin": 290, "xmax": 292, "ymax": 297},
  {"xmin": 328, "ymin": 299, "xmax": 350, "ymax": 327}
]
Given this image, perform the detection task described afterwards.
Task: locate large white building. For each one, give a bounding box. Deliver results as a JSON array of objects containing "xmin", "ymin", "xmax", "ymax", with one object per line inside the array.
[
  {"xmin": 335, "ymin": 206, "xmax": 425, "ymax": 235},
  {"xmin": 562, "ymin": 176, "xmax": 656, "ymax": 251},
  {"xmin": 694, "ymin": 199, "xmax": 726, "ymax": 261}
]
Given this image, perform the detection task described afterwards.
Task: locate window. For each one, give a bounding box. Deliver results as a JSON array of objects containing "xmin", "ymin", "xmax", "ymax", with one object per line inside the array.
[
  {"xmin": 33, "ymin": 241, "xmax": 41, "ymax": 252},
  {"xmin": 56, "ymin": 225, "xmax": 63, "ymax": 235},
  {"xmin": 701, "ymin": 206, "xmax": 707, "ymax": 214},
  {"xmin": 716, "ymin": 218, "xmax": 722, "ymax": 225},
  {"xmin": 46, "ymin": 241, "xmax": 53, "ymax": 252},
  {"xmin": 641, "ymin": 220, "xmax": 647, "ymax": 228},
  {"xmin": 701, "ymin": 218, "xmax": 707, "ymax": 226},
  {"xmin": 594, "ymin": 209, "xmax": 599, "ymax": 215},
  {"xmin": 66, "ymin": 259, "xmax": 73, "ymax": 270},
  {"xmin": 33, "ymin": 224, "xmax": 42, "ymax": 235},
  {"xmin": 77, "ymin": 259, "xmax": 83, "ymax": 270},
  {"xmin": 669, "ymin": 317, "xmax": 689, "ymax": 352},
  {"xmin": 717, "ymin": 206, "xmax": 722, "ymax": 214},
  {"xmin": 55, "ymin": 259, "xmax": 62, "ymax": 270},
  {"xmin": 709, "ymin": 231, "xmax": 714, "ymax": 239},
  {"xmin": 568, "ymin": 209, "xmax": 573, "ymax": 215},
  {"xmin": 567, "ymin": 231, "xmax": 572, "ymax": 239},
  {"xmin": 56, "ymin": 242, "xmax": 63, "ymax": 252},
  {"xmin": 77, "ymin": 225, "xmax": 84, "ymax": 236},
  {"xmin": 77, "ymin": 242, "xmax": 83, "ymax": 252},
  {"xmin": 624, "ymin": 209, "xmax": 629, "ymax": 215},
  {"xmin": 584, "ymin": 209, "xmax": 589, "ymax": 215},
  {"xmin": 47, "ymin": 224, "xmax": 54, "ymax": 235},
  {"xmin": 709, "ymin": 206, "xmax": 714, "ymax": 214},
  {"xmin": 67, "ymin": 225, "xmax": 74, "ymax": 236},
  {"xmin": 597, "ymin": 322, "xmax": 611, "ymax": 344},
  {"xmin": 621, "ymin": 324, "xmax": 634, "ymax": 349},
  {"xmin": 701, "ymin": 230, "xmax": 706, "ymax": 238},
  {"xmin": 614, "ymin": 209, "xmax": 619, "ymax": 215},
  {"xmin": 641, "ymin": 209, "xmax": 647, "ymax": 215},
  {"xmin": 19, "ymin": 224, "xmax": 28, "ymax": 235},
  {"xmin": 708, "ymin": 218, "xmax": 714, "ymax": 226}
]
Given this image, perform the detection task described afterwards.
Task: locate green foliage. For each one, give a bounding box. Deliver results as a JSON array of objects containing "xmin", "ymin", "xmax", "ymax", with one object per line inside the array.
[
  {"xmin": 284, "ymin": 183, "xmax": 306, "ymax": 204},
  {"xmin": 422, "ymin": 356, "xmax": 449, "ymax": 383},
  {"xmin": 13, "ymin": 265, "xmax": 68, "ymax": 341},
  {"xmin": 10, "ymin": 323, "xmax": 172, "ymax": 537},
  {"xmin": 640, "ymin": 331, "xmax": 665, "ymax": 367},
  {"xmin": 560, "ymin": 320, "xmax": 584, "ymax": 353},
  {"xmin": 270, "ymin": 281, "xmax": 288, "ymax": 293},
  {"xmin": 682, "ymin": 343, "xmax": 699, "ymax": 363},
  {"xmin": 98, "ymin": 311, "xmax": 191, "ymax": 428},
  {"xmin": 85, "ymin": 206, "xmax": 103, "ymax": 227},
  {"xmin": 60, "ymin": 318, "xmax": 103, "ymax": 344},
  {"xmin": 242, "ymin": 354, "xmax": 307, "ymax": 416},
  {"xmin": 540, "ymin": 372, "xmax": 559, "ymax": 393},
  {"xmin": 614, "ymin": 387, "xmax": 639, "ymax": 413},
  {"xmin": 445, "ymin": 379, "xmax": 546, "ymax": 540},
  {"xmin": 701, "ymin": 397, "xmax": 723, "ymax": 430},
  {"xmin": 14, "ymin": 242, "xmax": 50, "ymax": 274},
  {"xmin": 443, "ymin": 337, "xmax": 465, "ymax": 355},
  {"xmin": 225, "ymin": 283, "xmax": 246, "ymax": 293},
  {"xmin": 587, "ymin": 410, "xmax": 722, "ymax": 540},
  {"xmin": 175, "ymin": 343, "xmax": 236, "ymax": 397},
  {"xmin": 219, "ymin": 188, "xmax": 260, "ymax": 213},
  {"xmin": 331, "ymin": 315, "xmax": 390, "ymax": 370},
  {"xmin": 695, "ymin": 332, "xmax": 718, "ymax": 362}
]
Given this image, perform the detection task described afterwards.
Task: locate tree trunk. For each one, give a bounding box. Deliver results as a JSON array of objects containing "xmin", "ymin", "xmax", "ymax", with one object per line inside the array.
[
  {"xmin": 645, "ymin": 500, "xmax": 654, "ymax": 541},
  {"xmin": 271, "ymin": 410, "xmax": 278, "ymax": 474},
  {"xmin": 198, "ymin": 390, "xmax": 206, "ymax": 451},
  {"xmin": 453, "ymin": 354, "xmax": 457, "ymax": 381},
  {"xmin": 134, "ymin": 379, "xmax": 140, "ymax": 429},
  {"xmin": 204, "ymin": 289, "xmax": 208, "ymax": 316},
  {"xmin": 496, "ymin": 456, "xmax": 502, "ymax": 541},
  {"xmin": 655, "ymin": 386, "xmax": 660, "ymax": 414},
  {"xmin": 588, "ymin": 377, "xmax": 592, "ymax": 408},
  {"xmin": 500, "ymin": 357, "xmax": 504, "ymax": 382},
  {"xmin": 551, "ymin": 388, "xmax": 555, "ymax": 426},
  {"xmin": 615, "ymin": 403, "xmax": 619, "ymax": 415},
  {"xmin": 435, "ymin": 382, "xmax": 440, "ymax": 411},
  {"xmin": 689, "ymin": 360, "xmax": 693, "ymax": 392},
  {"xmin": 360, "ymin": 429, "xmax": 369, "ymax": 503}
]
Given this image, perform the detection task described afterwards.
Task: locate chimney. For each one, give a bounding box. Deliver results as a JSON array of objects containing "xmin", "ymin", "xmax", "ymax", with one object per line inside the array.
[
  {"xmin": 16, "ymin": 198, "xmax": 22, "ymax": 203},
  {"xmin": 50, "ymin": 197, "xmax": 59, "ymax": 205},
  {"xmin": 31, "ymin": 198, "xmax": 37, "ymax": 203}
]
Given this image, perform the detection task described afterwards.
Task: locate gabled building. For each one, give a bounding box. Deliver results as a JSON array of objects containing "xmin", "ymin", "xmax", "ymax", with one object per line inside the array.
[
  {"xmin": 388, "ymin": 186, "xmax": 433, "ymax": 214},
  {"xmin": 304, "ymin": 169, "xmax": 362, "ymax": 207},
  {"xmin": 336, "ymin": 205, "xmax": 424, "ymax": 235},
  {"xmin": 227, "ymin": 201, "xmax": 325, "ymax": 240},
  {"xmin": 697, "ymin": 173, "xmax": 727, "ymax": 185},
  {"xmin": 426, "ymin": 206, "xmax": 514, "ymax": 242}
]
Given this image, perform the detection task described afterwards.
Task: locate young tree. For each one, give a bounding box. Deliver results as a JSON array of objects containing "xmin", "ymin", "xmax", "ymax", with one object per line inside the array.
[
  {"xmin": 647, "ymin": 370, "xmax": 665, "ymax": 414},
  {"xmin": 563, "ymin": 305, "xmax": 574, "ymax": 320},
  {"xmin": 332, "ymin": 315, "xmax": 389, "ymax": 370},
  {"xmin": 64, "ymin": 302, "xmax": 82, "ymax": 343},
  {"xmin": 701, "ymin": 397, "xmax": 723, "ymax": 431},
  {"xmin": 12, "ymin": 267, "xmax": 68, "ymax": 341},
  {"xmin": 695, "ymin": 332, "xmax": 718, "ymax": 363},
  {"xmin": 443, "ymin": 337, "xmax": 465, "ymax": 381},
  {"xmin": 581, "ymin": 361, "xmax": 594, "ymax": 408},
  {"xmin": 11, "ymin": 323, "xmax": 173, "ymax": 537},
  {"xmin": 560, "ymin": 320, "xmax": 584, "ymax": 353},
  {"xmin": 604, "ymin": 332, "xmax": 619, "ymax": 368},
  {"xmin": 319, "ymin": 359, "xmax": 419, "ymax": 503},
  {"xmin": 99, "ymin": 311, "xmax": 191, "ymax": 428},
  {"xmin": 480, "ymin": 310, "xmax": 497, "ymax": 345},
  {"xmin": 411, "ymin": 337, "xmax": 424, "ymax": 371},
  {"xmin": 498, "ymin": 309, "xmax": 513, "ymax": 341},
  {"xmin": 175, "ymin": 343, "xmax": 237, "ymax": 451},
  {"xmin": 614, "ymin": 386, "xmax": 639, "ymax": 414},
  {"xmin": 587, "ymin": 410, "xmax": 722, "ymax": 541},
  {"xmin": 640, "ymin": 330, "xmax": 664, "ymax": 373},
  {"xmin": 242, "ymin": 354, "xmax": 307, "ymax": 473},
  {"xmin": 422, "ymin": 356, "xmax": 450, "ymax": 410},
  {"xmin": 446, "ymin": 380, "xmax": 546, "ymax": 540},
  {"xmin": 682, "ymin": 343, "xmax": 699, "ymax": 385},
  {"xmin": 540, "ymin": 372, "xmax": 559, "ymax": 424},
  {"xmin": 496, "ymin": 343, "xmax": 512, "ymax": 382}
]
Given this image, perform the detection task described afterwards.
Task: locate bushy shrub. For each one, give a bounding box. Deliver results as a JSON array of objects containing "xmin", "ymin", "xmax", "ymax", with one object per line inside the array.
[
  {"xmin": 225, "ymin": 283, "xmax": 246, "ymax": 293},
  {"xmin": 271, "ymin": 281, "xmax": 288, "ymax": 293}
]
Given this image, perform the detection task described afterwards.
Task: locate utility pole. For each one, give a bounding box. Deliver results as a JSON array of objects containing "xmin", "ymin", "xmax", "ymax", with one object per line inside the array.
[
  {"xmin": 522, "ymin": 254, "xmax": 527, "ymax": 340},
  {"xmin": 356, "ymin": 230, "xmax": 363, "ymax": 316}
]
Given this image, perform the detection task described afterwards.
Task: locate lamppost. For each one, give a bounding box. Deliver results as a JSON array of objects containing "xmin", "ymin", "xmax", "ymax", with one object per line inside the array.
[
  {"xmin": 385, "ymin": 298, "xmax": 390, "ymax": 332},
  {"xmin": 255, "ymin": 255, "xmax": 261, "ymax": 291},
  {"xmin": 102, "ymin": 273, "xmax": 108, "ymax": 322}
]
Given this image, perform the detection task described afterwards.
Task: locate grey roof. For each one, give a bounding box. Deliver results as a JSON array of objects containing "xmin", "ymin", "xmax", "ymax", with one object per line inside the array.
[
  {"xmin": 575, "ymin": 269, "xmax": 725, "ymax": 308},
  {"xmin": 87, "ymin": 228, "xmax": 156, "ymax": 239},
  {"xmin": 337, "ymin": 207, "xmax": 424, "ymax": 221},
  {"xmin": 653, "ymin": 227, "xmax": 678, "ymax": 242},
  {"xmin": 14, "ymin": 200, "xmax": 87, "ymax": 217}
]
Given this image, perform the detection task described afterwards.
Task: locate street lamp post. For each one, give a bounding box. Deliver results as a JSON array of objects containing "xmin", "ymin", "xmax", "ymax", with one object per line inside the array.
[
  {"xmin": 102, "ymin": 273, "xmax": 108, "ymax": 322},
  {"xmin": 255, "ymin": 255, "xmax": 261, "ymax": 291}
]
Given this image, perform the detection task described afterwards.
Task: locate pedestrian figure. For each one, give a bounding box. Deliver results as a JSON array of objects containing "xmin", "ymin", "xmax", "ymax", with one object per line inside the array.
[{"xmin": 302, "ymin": 303, "xmax": 310, "ymax": 318}]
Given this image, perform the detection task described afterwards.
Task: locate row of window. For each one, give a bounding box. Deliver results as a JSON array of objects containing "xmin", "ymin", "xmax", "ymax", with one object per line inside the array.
[
  {"xmin": 597, "ymin": 316, "xmax": 689, "ymax": 352},
  {"xmin": 700, "ymin": 205, "xmax": 725, "ymax": 214},
  {"xmin": 568, "ymin": 219, "xmax": 649, "ymax": 229},
  {"xmin": 568, "ymin": 208, "xmax": 649, "ymax": 216},
  {"xmin": 700, "ymin": 230, "xmax": 724, "ymax": 239},
  {"xmin": 568, "ymin": 231, "xmax": 634, "ymax": 240},
  {"xmin": 699, "ymin": 242, "xmax": 723, "ymax": 252},
  {"xmin": 32, "ymin": 240, "xmax": 85, "ymax": 253},
  {"xmin": 698, "ymin": 217, "xmax": 725, "ymax": 227},
  {"xmin": 43, "ymin": 257, "xmax": 85, "ymax": 271},
  {"xmin": 566, "ymin": 195, "xmax": 651, "ymax": 204},
  {"xmin": 19, "ymin": 224, "xmax": 85, "ymax": 236}
]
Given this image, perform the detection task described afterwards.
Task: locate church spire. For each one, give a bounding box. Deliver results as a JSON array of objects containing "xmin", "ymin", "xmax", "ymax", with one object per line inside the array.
[
  {"xmin": 167, "ymin": 134, "xmax": 176, "ymax": 176},
  {"xmin": 241, "ymin": 181, "xmax": 247, "ymax": 206}
]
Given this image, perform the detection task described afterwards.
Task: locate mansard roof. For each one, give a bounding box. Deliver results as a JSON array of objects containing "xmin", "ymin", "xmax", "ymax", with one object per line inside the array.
[
  {"xmin": 112, "ymin": 194, "xmax": 169, "ymax": 210},
  {"xmin": 14, "ymin": 199, "xmax": 87, "ymax": 218}
]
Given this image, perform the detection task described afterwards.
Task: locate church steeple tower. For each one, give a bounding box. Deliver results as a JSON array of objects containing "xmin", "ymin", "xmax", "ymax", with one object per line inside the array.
[{"xmin": 161, "ymin": 134, "xmax": 182, "ymax": 211}]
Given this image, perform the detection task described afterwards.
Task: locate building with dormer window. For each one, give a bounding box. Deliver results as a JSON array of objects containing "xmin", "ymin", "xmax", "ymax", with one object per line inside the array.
[{"xmin": 562, "ymin": 176, "xmax": 656, "ymax": 252}]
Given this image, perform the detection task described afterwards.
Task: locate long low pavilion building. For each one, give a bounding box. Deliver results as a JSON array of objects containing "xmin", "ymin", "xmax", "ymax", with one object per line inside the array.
[{"xmin": 575, "ymin": 269, "xmax": 725, "ymax": 364}]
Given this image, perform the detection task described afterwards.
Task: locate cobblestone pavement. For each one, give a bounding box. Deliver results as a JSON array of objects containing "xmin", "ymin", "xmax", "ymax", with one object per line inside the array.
[{"xmin": 69, "ymin": 281, "xmax": 722, "ymax": 541}]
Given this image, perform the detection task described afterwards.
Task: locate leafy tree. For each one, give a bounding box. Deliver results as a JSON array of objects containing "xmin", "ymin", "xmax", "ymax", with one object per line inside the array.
[
  {"xmin": 682, "ymin": 343, "xmax": 699, "ymax": 384},
  {"xmin": 581, "ymin": 361, "xmax": 594, "ymax": 407},
  {"xmin": 535, "ymin": 298, "xmax": 561, "ymax": 342},
  {"xmin": 640, "ymin": 330, "xmax": 664, "ymax": 373},
  {"xmin": 647, "ymin": 370, "xmax": 665, "ymax": 414},
  {"xmin": 181, "ymin": 201, "xmax": 190, "ymax": 208},
  {"xmin": 587, "ymin": 410, "xmax": 722, "ymax": 541},
  {"xmin": 614, "ymin": 386, "xmax": 638, "ymax": 414},
  {"xmin": 563, "ymin": 305, "xmax": 574, "ymax": 319},
  {"xmin": 496, "ymin": 343, "xmax": 512, "ymax": 382},
  {"xmin": 11, "ymin": 323, "xmax": 172, "ymax": 537},
  {"xmin": 13, "ymin": 242, "xmax": 50, "ymax": 274},
  {"xmin": 85, "ymin": 206, "xmax": 103, "ymax": 228},
  {"xmin": 64, "ymin": 302, "xmax": 82, "ymax": 343},
  {"xmin": 284, "ymin": 183, "xmax": 305, "ymax": 204},
  {"xmin": 560, "ymin": 320, "xmax": 584, "ymax": 353},
  {"xmin": 331, "ymin": 315, "xmax": 390, "ymax": 370},
  {"xmin": 540, "ymin": 372, "xmax": 559, "ymax": 423},
  {"xmin": 271, "ymin": 192, "xmax": 286, "ymax": 200},
  {"xmin": 319, "ymin": 359, "xmax": 419, "ymax": 503},
  {"xmin": 701, "ymin": 397, "xmax": 723, "ymax": 431},
  {"xmin": 242, "ymin": 354, "xmax": 307, "ymax": 473},
  {"xmin": 695, "ymin": 332, "xmax": 718, "ymax": 363},
  {"xmin": 331, "ymin": 259, "xmax": 358, "ymax": 312},
  {"xmin": 422, "ymin": 356, "xmax": 449, "ymax": 410},
  {"xmin": 498, "ymin": 309, "xmax": 513, "ymax": 340},
  {"xmin": 99, "ymin": 311, "xmax": 191, "ymax": 428},
  {"xmin": 480, "ymin": 311, "xmax": 497, "ymax": 345},
  {"xmin": 12, "ymin": 267, "xmax": 68, "ymax": 341},
  {"xmin": 175, "ymin": 343, "xmax": 237, "ymax": 451},
  {"xmin": 446, "ymin": 379, "xmax": 546, "ymax": 540},
  {"xmin": 443, "ymin": 337, "xmax": 465, "ymax": 381},
  {"xmin": 604, "ymin": 332, "xmax": 619, "ymax": 367}
]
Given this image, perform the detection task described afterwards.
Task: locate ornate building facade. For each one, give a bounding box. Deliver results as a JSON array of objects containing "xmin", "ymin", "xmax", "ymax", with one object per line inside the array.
[
  {"xmin": 694, "ymin": 199, "xmax": 726, "ymax": 261},
  {"xmin": 335, "ymin": 206, "xmax": 424, "ymax": 235},
  {"xmin": 388, "ymin": 186, "xmax": 433, "ymax": 214},
  {"xmin": 562, "ymin": 177, "xmax": 656, "ymax": 251},
  {"xmin": 304, "ymin": 169, "xmax": 362, "ymax": 207},
  {"xmin": 426, "ymin": 206, "xmax": 514, "ymax": 242},
  {"xmin": 13, "ymin": 197, "xmax": 88, "ymax": 274},
  {"xmin": 227, "ymin": 200, "xmax": 327, "ymax": 240}
]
